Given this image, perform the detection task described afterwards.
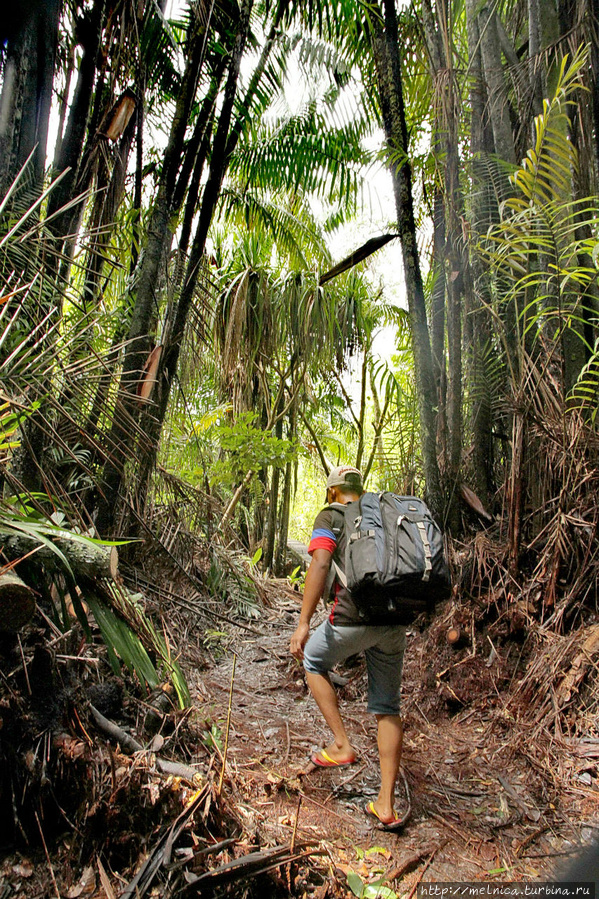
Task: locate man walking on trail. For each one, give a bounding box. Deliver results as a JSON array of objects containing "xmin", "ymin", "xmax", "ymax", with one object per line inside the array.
[{"xmin": 289, "ymin": 466, "xmax": 409, "ymax": 832}]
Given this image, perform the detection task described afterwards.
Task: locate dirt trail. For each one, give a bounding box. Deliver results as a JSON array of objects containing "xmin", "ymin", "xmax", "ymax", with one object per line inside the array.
[{"xmin": 196, "ymin": 593, "xmax": 598, "ymax": 892}]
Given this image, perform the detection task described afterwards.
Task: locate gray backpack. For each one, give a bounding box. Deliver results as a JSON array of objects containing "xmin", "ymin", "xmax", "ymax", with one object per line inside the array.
[{"xmin": 330, "ymin": 492, "xmax": 451, "ymax": 624}]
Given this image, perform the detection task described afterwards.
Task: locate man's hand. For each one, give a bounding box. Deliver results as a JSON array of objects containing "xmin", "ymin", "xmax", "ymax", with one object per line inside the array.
[{"xmin": 290, "ymin": 622, "xmax": 310, "ymax": 660}]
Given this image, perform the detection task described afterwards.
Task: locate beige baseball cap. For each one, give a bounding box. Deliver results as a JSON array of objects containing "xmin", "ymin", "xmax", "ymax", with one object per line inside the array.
[{"xmin": 325, "ymin": 466, "xmax": 363, "ymax": 500}]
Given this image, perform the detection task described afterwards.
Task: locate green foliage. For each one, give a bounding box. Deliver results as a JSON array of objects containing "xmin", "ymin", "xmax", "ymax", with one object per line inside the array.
[
  {"xmin": 570, "ymin": 334, "xmax": 599, "ymax": 417},
  {"xmin": 85, "ymin": 593, "xmax": 160, "ymax": 691},
  {"xmin": 92, "ymin": 585, "xmax": 190, "ymax": 708},
  {"xmin": 0, "ymin": 494, "xmax": 192, "ymax": 705},
  {"xmin": 207, "ymin": 545, "xmax": 262, "ymax": 620},
  {"xmin": 510, "ymin": 51, "xmax": 585, "ymax": 206},
  {"xmin": 0, "ymin": 492, "xmax": 127, "ymax": 578},
  {"xmin": 345, "ymin": 846, "xmax": 398, "ymax": 898},
  {"xmin": 164, "ymin": 401, "xmax": 295, "ymax": 502},
  {"xmin": 287, "ymin": 564, "xmax": 306, "ymax": 589},
  {"xmin": 219, "ymin": 186, "xmax": 328, "ymax": 271},
  {"xmin": 464, "ymin": 337, "xmax": 508, "ymax": 433},
  {"xmin": 346, "ymin": 872, "xmax": 397, "ymax": 899},
  {"xmin": 202, "ymin": 629, "xmax": 232, "ymax": 659},
  {"xmin": 0, "ymin": 398, "xmax": 38, "ymax": 464},
  {"xmin": 209, "ymin": 412, "xmax": 295, "ymax": 490},
  {"xmin": 202, "ymin": 721, "xmax": 224, "ymax": 753},
  {"xmin": 478, "ymin": 48, "xmax": 597, "ymax": 384}
]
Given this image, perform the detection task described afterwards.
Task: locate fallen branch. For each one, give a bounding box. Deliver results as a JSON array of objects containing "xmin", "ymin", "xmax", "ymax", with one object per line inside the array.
[
  {"xmin": 120, "ymin": 787, "xmax": 209, "ymax": 899},
  {"xmin": 404, "ymin": 841, "xmax": 448, "ymax": 899},
  {"xmin": 3, "ymin": 533, "xmax": 118, "ymax": 580},
  {"xmin": 182, "ymin": 842, "xmax": 322, "ymax": 891},
  {"xmin": 89, "ymin": 705, "xmax": 201, "ymax": 782},
  {"xmin": 325, "ymin": 763, "xmax": 367, "ymax": 803},
  {"xmin": 386, "ymin": 846, "xmax": 434, "ymax": 881}
]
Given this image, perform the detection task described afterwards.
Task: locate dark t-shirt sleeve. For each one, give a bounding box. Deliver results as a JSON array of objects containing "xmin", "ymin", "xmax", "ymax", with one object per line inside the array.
[{"xmin": 307, "ymin": 508, "xmax": 337, "ymax": 555}]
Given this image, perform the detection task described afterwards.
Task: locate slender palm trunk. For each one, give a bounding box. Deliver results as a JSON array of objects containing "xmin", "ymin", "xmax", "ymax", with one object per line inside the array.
[
  {"xmin": 0, "ymin": 0, "xmax": 61, "ymax": 199},
  {"xmin": 172, "ymin": 68, "xmax": 225, "ymax": 288},
  {"xmin": 275, "ymin": 401, "xmax": 297, "ymax": 576},
  {"xmin": 370, "ymin": 0, "xmax": 443, "ymax": 516},
  {"xmin": 443, "ymin": 101, "xmax": 464, "ymax": 531},
  {"xmin": 478, "ymin": 5, "xmax": 516, "ymax": 171},
  {"xmin": 131, "ymin": 0, "xmax": 295, "ymax": 526},
  {"xmin": 430, "ymin": 190, "xmax": 446, "ymax": 405},
  {"xmin": 590, "ymin": 0, "xmax": 599, "ymax": 179},
  {"xmin": 263, "ymin": 402, "xmax": 285, "ymax": 573},
  {"xmin": 421, "ymin": 0, "xmax": 464, "ymax": 529},
  {"xmin": 355, "ymin": 347, "xmax": 369, "ymax": 471},
  {"xmin": 47, "ymin": 0, "xmax": 108, "ymax": 241},
  {"xmin": 465, "ymin": 0, "xmax": 497, "ymax": 507},
  {"xmin": 95, "ymin": 11, "xmax": 212, "ymax": 532}
]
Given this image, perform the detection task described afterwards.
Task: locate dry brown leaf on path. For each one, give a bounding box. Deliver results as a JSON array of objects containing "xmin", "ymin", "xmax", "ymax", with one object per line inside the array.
[
  {"xmin": 65, "ymin": 865, "xmax": 96, "ymax": 898},
  {"xmin": 97, "ymin": 857, "xmax": 117, "ymax": 899}
]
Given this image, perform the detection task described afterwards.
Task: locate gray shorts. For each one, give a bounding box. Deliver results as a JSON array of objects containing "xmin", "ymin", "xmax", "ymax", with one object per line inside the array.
[{"xmin": 303, "ymin": 619, "xmax": 407, "ymax": 716}]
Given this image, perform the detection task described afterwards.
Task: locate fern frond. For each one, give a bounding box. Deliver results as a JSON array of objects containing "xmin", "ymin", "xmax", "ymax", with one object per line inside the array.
[{"xmin": 510, "ymin": 48, "xmax": 588, "ymax": 205}]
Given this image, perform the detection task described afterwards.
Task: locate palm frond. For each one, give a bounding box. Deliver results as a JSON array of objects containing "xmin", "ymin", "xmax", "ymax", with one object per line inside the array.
[
  {"xmin": 476, "ymin": 49, "xmax": 596, "ymax": 372},
  {"xmin": 218, "ymin": 187, "xmax": 328, "ymax": 270},
  {"xmin": 570, "ymin": 336, "xmax": 599, "ymax": 417},
  {"xmin": 229, "ymin": 96, "xmax": 374, "ymax": 207},
  {"xmin": 510, "ymin": 48, "xmax": 587, "ymax": 206}
]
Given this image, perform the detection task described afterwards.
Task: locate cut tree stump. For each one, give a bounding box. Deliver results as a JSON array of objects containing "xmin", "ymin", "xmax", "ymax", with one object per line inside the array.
[
  {"xmin": 0, "ymin": 571, "xmax": 36, "ymax": 631},
  {"xmin": 446, "ymin": 626, "xmax": 461, "ymax": 645},
  {"xmin": 2, "ymin": 533, "xmax": 118, "ymax": 581}
]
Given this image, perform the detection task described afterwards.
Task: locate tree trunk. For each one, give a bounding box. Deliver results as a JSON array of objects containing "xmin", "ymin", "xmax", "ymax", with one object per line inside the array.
[
  {"xmin": 0, "ymin": 0, "xmax": 61, "ymax": 199},
  {"xmin": 95, "ymin": 9, "xmax": 213, "ymax": 533},
  {"xmin": 464, "ymin": 0, "xmax": 502, "ymax": 507},
  {"xmin": 172, "ymin": 67, "xmax": 226, "ymax": 288},
  {"xmin": 355, "ymin": 346, "xmax": 369, "ymax": 471},
  {"xmin": 370, "ymin": 0, "xmax": 443, "ymax": 516},
  {"xmin": 422, "ymin": 0, "xmax": 464, "ymax": 530},
  {"xmin": 81, "ymin": 112, "xmax": 138, "ymax": 315},
  {"xmin": 262, "ymin": 420, "xmax": 282, "ymax": 574},
  {"xmin": 274, "ymin": 403, "xmax": 296, "ymax": 576},
  {"xmin": 443, "ymin": 109, "xmax": 464, "ymax": 530},
  {"xmin": 430, "ymin": 189, "xmax": 446, "ymax": 404},
  {"xmin": 125, "ymin": 14, "xmax": 210, "ymax": 383},
  {"xmin": 478, "ymin": 5, "xmax": 516, "ymax": 170},
  {"xmin": 46, "ymin": 0, "xmax": 108, "ymax": 241},
  {"xmin": 590, "ymin": 0, "xmax": 599, "ymax": 180},
  {"xmin": 128, "ymin": 0, "xmax": 293, "ymax": 528},
  {"xmin": 527, "ymin": 0, "xmax": 546, "ymax": 117},
  {"xmin": 2, "ymin": 535, "xmax": 118, "ymax": 581},
  {"xmin": 363, "ymin": 365, "xmax": 391, "ymax": 481}
]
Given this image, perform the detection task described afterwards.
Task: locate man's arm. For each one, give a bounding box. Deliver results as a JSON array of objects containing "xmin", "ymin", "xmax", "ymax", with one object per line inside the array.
[{"xmin": 289, "ymin": 547, "xmax": 332, "ymax": 660}]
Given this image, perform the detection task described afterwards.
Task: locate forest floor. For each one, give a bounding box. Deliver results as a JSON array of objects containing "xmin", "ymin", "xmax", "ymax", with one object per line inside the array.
[
  {"xmin": 1, "ymin": 572, "xmax": 598, "ymax": 898},
  {"xmin": 195, "ymin": 588, "xmax": 598, "ymax": 893}
]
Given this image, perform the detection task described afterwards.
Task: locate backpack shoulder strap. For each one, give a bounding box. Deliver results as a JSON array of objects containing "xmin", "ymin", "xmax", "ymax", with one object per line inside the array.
[
  {"xmin": 322, "ymin": 503, "xmax": 348, "ymax": 589},
  {"xmin": 324, "ymin": 502, "xmax": 346, "ymax": 531}
]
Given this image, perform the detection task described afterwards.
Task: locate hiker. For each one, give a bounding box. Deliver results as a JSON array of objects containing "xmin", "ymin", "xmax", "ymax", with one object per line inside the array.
[{"xmin": 289, "ymin": 466, "xmax": 409, "ymax": 832}]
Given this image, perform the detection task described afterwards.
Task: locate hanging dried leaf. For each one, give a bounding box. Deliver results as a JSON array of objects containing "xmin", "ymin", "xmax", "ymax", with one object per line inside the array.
[
  {"xmin": 102, "ymin": 89, "xmax": 136, "ymax": 142},
  {"xmin": 137, "ymin": 345, "xmax": 163, "ymax": 402},
  {"xmin": 460, "ymin": 484, "xmax": 493, "ymax": 521}
]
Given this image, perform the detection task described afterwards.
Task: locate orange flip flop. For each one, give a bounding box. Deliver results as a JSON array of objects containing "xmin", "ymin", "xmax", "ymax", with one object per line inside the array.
[
  {"xmin": 310, "ymin": 749, "xmax": 356, "ymax": 768},
  {"xmin": 364, "ymin": 800, "xmax": 410, "ymax": 832},
  {"xmin": 363, "ymin": 770, "xmax": 411, "ymax": 831}
]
